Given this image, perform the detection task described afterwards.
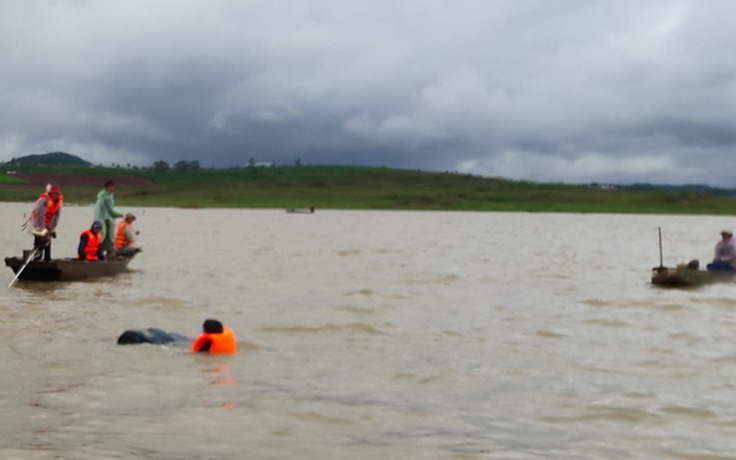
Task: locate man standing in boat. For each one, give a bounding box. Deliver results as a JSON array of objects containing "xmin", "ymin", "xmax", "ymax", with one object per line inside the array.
[
  {"xmin": 709, "ymin": 230, "xmax": 736, "ymax": 270},
  {"xmin": 29, "ymin": 184, "xmax": 63, "ymax": 262},
  {"xmin": 94, "ymin": 180, "xmax": 124, "ymax": 255}
]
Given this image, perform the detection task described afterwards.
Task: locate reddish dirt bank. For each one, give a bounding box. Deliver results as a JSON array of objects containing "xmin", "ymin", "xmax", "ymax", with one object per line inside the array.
[{"xmin": 12, "ymin": 173, "xmax": 151, "ymax": 187}]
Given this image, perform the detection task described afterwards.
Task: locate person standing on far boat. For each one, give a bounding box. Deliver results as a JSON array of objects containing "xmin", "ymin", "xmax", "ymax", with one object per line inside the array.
[
  {"xmin": 709, "ymin": 230, "xmax": 736, "ymax": 270},
  {"xmin": 94, "ymin": 180, "xmax": 124, "ymax": 255},
  {"xmin": 29, "ymin": 184, "xmax": 63, "ymax": 262}
]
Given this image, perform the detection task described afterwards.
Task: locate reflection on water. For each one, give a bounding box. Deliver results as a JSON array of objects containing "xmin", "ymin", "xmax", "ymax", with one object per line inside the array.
[{"xmin": 2, "ymin": 203, "xmax": 736, "ymax": 458}]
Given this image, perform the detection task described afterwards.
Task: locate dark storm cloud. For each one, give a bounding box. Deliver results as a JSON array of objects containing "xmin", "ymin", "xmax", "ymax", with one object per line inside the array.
[{"xmin": 2, "ymin": 1, "xmax": 736, "ymax": 185}]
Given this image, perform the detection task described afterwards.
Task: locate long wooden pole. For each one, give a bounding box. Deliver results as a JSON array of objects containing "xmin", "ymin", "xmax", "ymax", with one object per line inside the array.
[
  {"xmin": 8, "ymin": 248, "xmax": 38, "ymax": 288},
  {"xmin": 658, "ymin": 227, "xmax": 664, "ymax": 268}
]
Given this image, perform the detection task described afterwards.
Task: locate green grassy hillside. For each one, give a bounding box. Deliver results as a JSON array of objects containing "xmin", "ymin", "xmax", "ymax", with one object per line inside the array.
[
  {"xmin": 0, "ymin": 164, "xmax": 734, "ymax": 214},
  {"xmin": 7, "ymin": 151, "xmax": 93, "ymax": 167}
]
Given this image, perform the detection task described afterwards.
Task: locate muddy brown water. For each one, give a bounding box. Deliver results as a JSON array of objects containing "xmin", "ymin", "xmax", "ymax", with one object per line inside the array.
[{"xmin": 2, "ymin": 203, "xmax": 736, "ymax": 459}]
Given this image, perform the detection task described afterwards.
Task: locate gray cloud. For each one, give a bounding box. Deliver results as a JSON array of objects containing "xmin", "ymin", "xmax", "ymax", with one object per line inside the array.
[{"xmin": 2, "ymin": 1, "xmax": 736, "ymax": 185}]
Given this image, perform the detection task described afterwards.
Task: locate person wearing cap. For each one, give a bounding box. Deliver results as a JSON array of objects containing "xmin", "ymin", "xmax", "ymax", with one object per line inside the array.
[
  {"xmin": 94, "ymin": 180, "xmax": 124, "ymax": 254},
  {"xmin": 114, "ymin": 212, "xmax": 140, "ymax": 255},
  {"xmin": 191, "ymin": 319, "xmax": 237, "ymax": 354},
  {"xmin": 709, "ymin": 230, "xmax": 736, "ymax": 270},
  {"xmin": 30, "ymin": 184, "xmax": 63, "ymax": 262},
  {"xmin": 77, "ymin": 221, "xmax": 105, "ymax": 261}
]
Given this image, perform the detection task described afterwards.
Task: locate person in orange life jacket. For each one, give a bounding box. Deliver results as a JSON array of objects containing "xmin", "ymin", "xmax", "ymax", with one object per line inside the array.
[
  {"xmin": 115, "ymin": 213, "xmax": 140, "ymax": 255},
  {"xmin": 30, "ymin": 184, "xmax": 63, "ymax": 262},
  {"xmin": 77, "ymin": 221, "xmax": 105, "ymax": 261},
  {"xmin": 191, "ymin": 319, "xmax": 237, "ymax": 354}
]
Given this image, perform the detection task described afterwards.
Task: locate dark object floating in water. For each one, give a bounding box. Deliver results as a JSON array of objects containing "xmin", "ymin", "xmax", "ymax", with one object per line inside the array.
[{"xmin": 117, "ymin": 328, "xmax": 190, "ymax": 345}]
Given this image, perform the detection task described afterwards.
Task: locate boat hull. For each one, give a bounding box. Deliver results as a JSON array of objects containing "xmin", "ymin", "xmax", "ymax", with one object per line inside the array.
[
  {"xmin": 651, "ymin": 265, "xmax": 736, "ymax": 287},
  {"xmin": 286, "ymin": 207, "xmax": 315, "ymax": 214},
  {"xmin": 5, "ymin": 250, "xmax": 140, "ymax": 282}
]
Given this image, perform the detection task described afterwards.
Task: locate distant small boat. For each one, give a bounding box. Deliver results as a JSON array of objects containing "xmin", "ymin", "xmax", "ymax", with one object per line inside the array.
[
  {"xmin": 5, "ymin": 248, "xmax": 141, "ymax": 282},
  {"xmin": 651, "ymin": 262, "xmax": 736, "ymax": 287},
  {"xmin": 286, "ymin": 207, "xmax": 315, "ymax": 214},
  {"xmin": 649, "ymin": 227, "xmax": 736, "ymax": 287}
]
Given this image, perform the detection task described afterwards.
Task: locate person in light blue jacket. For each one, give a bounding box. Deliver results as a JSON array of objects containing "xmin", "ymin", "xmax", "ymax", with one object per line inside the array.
[
  {"xmin": 708, "ymin": 230, "xmax": 736, "ymax": 271},
  {"xmin": 94, "ymin": 180, "xmax": 124, "ymax": 253}
]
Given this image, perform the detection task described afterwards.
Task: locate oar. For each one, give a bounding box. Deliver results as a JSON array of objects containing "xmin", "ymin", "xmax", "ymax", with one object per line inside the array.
[
  {"xmin": 658, "ymin": 227, "xmax": 664, "ymax": 268},
  {"xmin": 8, "ymin": 248, "xmax": 39, "ymax": 288}
]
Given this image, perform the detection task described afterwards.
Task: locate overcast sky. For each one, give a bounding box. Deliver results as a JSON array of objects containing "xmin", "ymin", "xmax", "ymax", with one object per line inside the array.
[{"xmin": 2, "ymin": 1, "xmax": 736, "ymax": 186}]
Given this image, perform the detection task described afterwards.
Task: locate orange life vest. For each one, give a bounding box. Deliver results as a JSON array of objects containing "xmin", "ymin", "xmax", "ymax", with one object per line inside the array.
[
  {"xmin": 78, "ymin": 229, "xmax": 101, "ymax": 261},
  {"xmin": 191, "ymin": 326, "xmax": 237, "ymax": 354},
  {"xmin": 44, "ymin": 194, "xmax": 62, "ymax": 227},
  {"xmin": 32, "ymin": 193, "xmax": 63, "ymax": 228},
  {"xmin": 115, "ymin": 220, "xmax": 132, "ymax": 249}
]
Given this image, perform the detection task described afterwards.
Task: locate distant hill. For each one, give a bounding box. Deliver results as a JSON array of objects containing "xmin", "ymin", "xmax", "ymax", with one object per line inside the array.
[{"xmin": 7, "ymin": 152, "xmax": 92, "ymax": 167}]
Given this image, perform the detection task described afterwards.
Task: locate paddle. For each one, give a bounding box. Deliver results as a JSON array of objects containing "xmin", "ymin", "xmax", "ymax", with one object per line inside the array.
[
  {"xmin": 658, "ymin": 227, "xmax": 664, "ymax": 268},
  {"xmin": 8, "ymin": 248, "xmax": 39, "ymax": 288}
]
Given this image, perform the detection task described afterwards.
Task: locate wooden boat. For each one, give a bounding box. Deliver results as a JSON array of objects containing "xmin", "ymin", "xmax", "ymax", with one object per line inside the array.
[
  {"xmin": 651, "ymin": 261, "xmax": 736, "ymax": 287},
  {"xmin": 286, "ymin": 207, "xmax": 315, "ymax": 214},
  {"xmin": 5, "ymin": 248, "xmax": 141, "ymax": 282},
  {"xmin": 649, "ymin": 228, "xmax": 736, "ymax": 287}
]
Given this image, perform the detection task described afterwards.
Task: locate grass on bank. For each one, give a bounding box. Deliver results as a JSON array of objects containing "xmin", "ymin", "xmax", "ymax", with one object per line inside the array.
[{"xmin": 0, "ymin": 164, "xmax": 735, "ymax": 214}]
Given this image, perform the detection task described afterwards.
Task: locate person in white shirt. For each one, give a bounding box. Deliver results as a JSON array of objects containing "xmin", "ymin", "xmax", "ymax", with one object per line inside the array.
[{"xmin": 711, "ymin": 230, "xmax": 736, "ymax": 270}]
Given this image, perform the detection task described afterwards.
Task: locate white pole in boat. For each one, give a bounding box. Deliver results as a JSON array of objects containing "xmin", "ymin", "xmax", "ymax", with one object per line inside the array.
[
  {"xmin": 658, "ymin": 227, "xmax": 664, "ymax": 268},
  {"xmin": 8, "ymin": 248, "xmax": 39, "ymax": 288}
]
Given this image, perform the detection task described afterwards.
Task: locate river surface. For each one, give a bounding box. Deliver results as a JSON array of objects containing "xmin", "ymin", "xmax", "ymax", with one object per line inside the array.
[{"xmin": 2, "ymin": 203, "xmax": 736, "ymax": 459}]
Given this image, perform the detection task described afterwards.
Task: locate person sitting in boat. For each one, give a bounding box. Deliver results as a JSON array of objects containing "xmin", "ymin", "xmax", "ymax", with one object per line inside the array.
[
  {"xmin": 114, "ymin": 212, "xmax": 141, "ymax": 256},
  {"xmin": 77, "ymin": 221, "xmax": 105, "ymax": 261},
  {"xmin": 29, "ymin": 184, "xmax": 63, "ymax": 262},
  {"xmin": 192, "ymin": 319, "xmax": 237, "ymax": 354},
  {"xmin": 707, "ymin": 230, "xmax": 736, "ymax": 271}
]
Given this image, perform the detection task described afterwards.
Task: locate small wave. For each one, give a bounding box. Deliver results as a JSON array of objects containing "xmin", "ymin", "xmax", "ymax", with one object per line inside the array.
[
  {"xmin": 259, "ymin": 324, "xmax": 343, "ymax": 334},
  {"xmin": 390, "ymin": 371, "xmax": 453, "ymax": 384},
  {"xmin": 291, "ymin": 411, "xmax": 355, "ymax": 426},
  {"xmin": 133, "ymin": 297, "xmax": 192, "ymax": 309},
  {"xmin": 404, "ymin": 274, "xmax": 461, "ymax": 286},
  {"xmin": 541, "ymin": 405, "xmax": 660, "ymax": 424},
  {"xmin": 668, "ymin": 331, "xmax": 703, "ymax": 346},
  {"xmin": 658, "ymin": 405, "xmax": 715, "ymax": 419},
  {"xmin": 656, "ymin": 303, "xmax": 690, "ymax": 312},
  {"xmin": 708, "ymin": 297, "xmax": 736, "ymax": 311},
  {"xmin": 710, "ymin": 355, "xmax": 736, "ymax": 364},
  {"xmin": 236, "ymin": 340, "xmax": 260, "ymax": 352},
  {"xmin": 373, "ymin": 248, "xmax": 403, "ymax": 255},
  {"xmin": 346, "ymin": 322, "xmax": 392, "ymax": 335},
  {"xmin": 580, "ymin": 298, "xmax": 616, "ymax": 308},
  {"xmin": 334, "ymin": 306, "xmax": 381, "ymax": 315},
  {"xmin": 583, "ymin": 318, "xmax": 630, "ymax": 328},
  {"xmin": 345, "ymin": 289, "xmax": 374, "ymax": 297},
  {"xmin": 258, "ymin": 322, "xmax": 391, "ymax": 336},
  {"xmin": 661, "ymin": 449, "xmax": 736, "ymax": 459},
  {"xmin": 442, "ymin": 330, "xmax": 465, "ymax": 338},
  {"xmin": 440, "ymin": 274, "xmax": 460, "ymax": 284},
  {"xmin": 623, "ymin": 391, "xmax": 656, "ymax": 400},
  {"xmin": 535, "ymin": 329, "xmax": 567, "ymax": 339}
]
